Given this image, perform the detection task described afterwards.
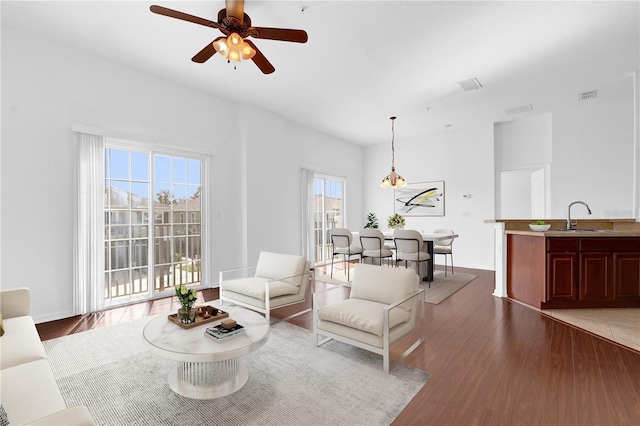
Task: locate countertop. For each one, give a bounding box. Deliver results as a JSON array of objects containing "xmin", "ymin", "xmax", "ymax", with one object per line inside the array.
[{"xmin": 505, "ymin": 229, "xmax": 640, "ymax": 237}]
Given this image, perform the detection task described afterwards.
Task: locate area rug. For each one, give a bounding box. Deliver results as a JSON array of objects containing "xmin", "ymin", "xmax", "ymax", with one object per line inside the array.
[
  {"xmin": 316, "ymin": 269, "xmax": 477, "ymax": 305},
  {"xmin": 43, "ymin": 317, "xmax": 430, "ymax": 426},
  {"xmin": 419, "ymin": 270, "xmax": 478, "ymax": 304}
]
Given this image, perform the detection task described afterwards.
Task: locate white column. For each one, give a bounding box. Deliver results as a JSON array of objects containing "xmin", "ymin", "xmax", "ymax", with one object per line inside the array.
[
  {"xmin": 492, "ymin": 222, "xmax": 507, "ymax": 298},
  {"xmin": 634, "ymin": 71, "xmax": 640, "ymax": 222}
]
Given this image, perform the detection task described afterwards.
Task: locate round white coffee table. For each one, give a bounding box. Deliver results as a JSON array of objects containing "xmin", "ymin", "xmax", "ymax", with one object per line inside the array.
[{"xmin": 143, "ymin": 304, "xmax": 269, "ymax": 399}]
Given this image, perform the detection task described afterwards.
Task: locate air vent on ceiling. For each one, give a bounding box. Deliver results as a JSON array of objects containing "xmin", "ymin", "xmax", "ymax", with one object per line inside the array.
[
  {"xmin": 578, "ymin": 90, "xmax": 597, "ymax": 101},
  {"xmin": 457, "ymin": 78, "xmax": 483, "ymax": 91},
  {"xmin": 504, "ymin": 104, "xmax": 533, "ymax": 116}
]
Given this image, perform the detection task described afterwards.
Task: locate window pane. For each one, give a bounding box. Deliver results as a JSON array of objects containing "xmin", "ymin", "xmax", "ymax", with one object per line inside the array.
[
  {"xmin": 172, "ymin": 158, "xmax": 187, "ymax": 184},
  {"xmin": 188, "ymin": 159, "xmax": 201, "ymax": 185},
  {"xmin": 131, "ymin": 183, "xmax": 148, "ymax": 208},
  {"xmin": 131, "ymin": 152, "xmax": 149, "ymax": 181},
  {"xmin": 109, "ymin": 149, "xmax": 129, "ymax": 180},
  {"xmin": 154, "ymin": 155, "xmax": 171, "ymax": 182},
  {"xmin": 109, "ymin": 181, "xmax": 130, "ymax": 208}
]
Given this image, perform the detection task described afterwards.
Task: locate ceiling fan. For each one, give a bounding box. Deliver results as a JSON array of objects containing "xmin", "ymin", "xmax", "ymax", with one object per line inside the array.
[{"xmin": 150, "ymin": 0, "xmax": 308, "ymax": 74}]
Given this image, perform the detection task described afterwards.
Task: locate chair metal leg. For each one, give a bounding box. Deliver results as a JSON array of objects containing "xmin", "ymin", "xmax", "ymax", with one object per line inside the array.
[
  {"xmin": 330, "ymin": 255, "xmax": 335, "ymax": 278},
  {"xmin": 444, "ymin": 255, "xmax": 447, "ymax": 277},
  {"xmin": 450, "ymin": 253, "xmax": 454, "ymax": 274}
]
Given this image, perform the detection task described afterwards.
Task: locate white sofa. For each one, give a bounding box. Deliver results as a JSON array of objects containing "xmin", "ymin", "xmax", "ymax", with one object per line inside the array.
[
  {"xmin": 313, "ymin": 263, "xmax": 425, "ymax": 373},
  {"xmin": 0, "ymin": 288, "xmax": 94, "ymax": 426},
  {"xmin": 219, "ymin": 251, "xmax": 312, "ymax": 322}
]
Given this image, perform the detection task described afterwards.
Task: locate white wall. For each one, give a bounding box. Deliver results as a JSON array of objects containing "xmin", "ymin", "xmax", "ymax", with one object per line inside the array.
[
  {"xmin": 1, "ymin": 27, "xmax": 363, "ymax": 322},
  {"xmin": 364, "ymin": 124, "xmax": 496, "ymax": 270},
  {"xmin": 551, "ymin": 79, "xmax": 635, "ymax": 219},
  {"xmin": 241, "ymin": 105, "xmax": 364, "ymax": 265}
]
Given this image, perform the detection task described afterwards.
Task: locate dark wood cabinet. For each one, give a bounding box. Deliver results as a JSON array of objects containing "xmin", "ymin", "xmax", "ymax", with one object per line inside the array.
[
  {"xmin": 541, "ymin": 236, "xmax": 640, "ymax": 308},
  {"xmin": 579, "ymin": 252, "xmax": 613, "ymax": 301},
  {"xmin": 547, "ymin": 252, "xmax": 578, "ymax": 302},
  {"xmin": 614, "ymin": 252, "xmax": 640, "ymax": 300}
]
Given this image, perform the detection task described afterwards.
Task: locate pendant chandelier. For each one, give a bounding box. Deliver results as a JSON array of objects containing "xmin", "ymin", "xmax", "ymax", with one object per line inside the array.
[{"xmin": 380, "ymin": 116, "xmax": 407, "ymax": 188}]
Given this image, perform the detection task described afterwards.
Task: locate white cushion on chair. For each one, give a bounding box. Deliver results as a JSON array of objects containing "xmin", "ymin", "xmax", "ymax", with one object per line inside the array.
[
  {"xmin": 255, "ymin": 252, "xmax": 307, "ymax": 286},
  {"xmin": 350, "ymin": 263, "xmax": 417, "ymax": 305},
  {"xmin": 334, "ymin": 246, "xmax": 362, "ymax": 255},
  {"xmin": 316, "ymin": 299, "xmax": 410, "ymax": 337},
  {"xmin": 221, "ymin": 277, "xmax": 298, "ymax": 301}
]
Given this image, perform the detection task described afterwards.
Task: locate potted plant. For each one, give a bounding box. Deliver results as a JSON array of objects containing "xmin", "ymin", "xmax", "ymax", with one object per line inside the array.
[
  {"xmin": 364, "ymin": 212, "xmax": 379, "ymax": 229},
  {"xmin": 387, "ymin": 213, "xmax": 405, "ymax": 229}
]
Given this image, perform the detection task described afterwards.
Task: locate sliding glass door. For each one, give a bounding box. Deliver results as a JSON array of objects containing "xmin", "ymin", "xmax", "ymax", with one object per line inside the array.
[
  {"xmin": 313, "ymin": 175, "xmax": 345, "ymax": 264},
  {"xmin": 104, "ymin": 147, "xmax": 204, "ymax": 307}
]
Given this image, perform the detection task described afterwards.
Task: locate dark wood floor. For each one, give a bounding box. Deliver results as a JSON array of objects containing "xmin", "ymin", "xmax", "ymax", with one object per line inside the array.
[{"xmin": 36, "ymin": 266, "xmax": 640, "ymax": 425}]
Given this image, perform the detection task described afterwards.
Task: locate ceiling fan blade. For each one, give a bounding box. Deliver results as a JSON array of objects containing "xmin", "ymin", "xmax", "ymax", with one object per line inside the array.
[
  {"xmin": 192, "ymin": 38, "xmax": 222, "ymax": 63},
  {"xmin": 249, "ymin": 27, "xmax": 308, "ymax": 43},
  {"xmin": 245, "ymin": 40, "xmax": 275, "ymax": 74},
  {"xmin": 225, "ymin": 0, "xmax": 245, "ymax": 21},
  {"xmin": 150, "ymin": 5, "xmax": 221, "ymax": 30}
]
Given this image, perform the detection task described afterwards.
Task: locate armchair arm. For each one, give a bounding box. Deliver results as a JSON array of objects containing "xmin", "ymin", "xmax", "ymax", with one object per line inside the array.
[
  {"xmin": 218, "ymin": 265, "xmax": 258, "ymax": 285},
  {"xmin": 385, "ymin": 288, "xmax": 425, "ymax": 311},
  {"xmin": 263, "ymin": 269, "xmax": 313, "ymax": 299},
  {"xmin": 0, "ymin": 287, "xmax": 32, "ymax": 319}
]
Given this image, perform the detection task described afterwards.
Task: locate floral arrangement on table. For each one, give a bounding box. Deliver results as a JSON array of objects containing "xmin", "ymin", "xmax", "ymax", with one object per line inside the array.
[
  {"xmin": 175, "ymin": 284, "xmax": 198, "ymax": 309},
  {"xmin": 387, "ymin": 213, "xmax": 405, "ymax": 229},
  {"xmin": 175, "ymin": 284, "xmax": 198, "ymax": 323}
]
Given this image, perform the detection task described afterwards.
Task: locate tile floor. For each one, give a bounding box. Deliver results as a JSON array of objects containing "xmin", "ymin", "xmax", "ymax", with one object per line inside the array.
[{"xmin": 544, "ymin": 308, "xmax": 640, "ymax": 351}]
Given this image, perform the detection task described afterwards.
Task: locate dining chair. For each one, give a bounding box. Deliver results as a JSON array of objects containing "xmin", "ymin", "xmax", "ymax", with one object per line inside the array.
[
  {"xmin": 393, "ymin": 229, "xmax": 432, "ymax": 286},
  {"xmin": 358, "ymin": 229, "xmax": 393, "ymax": 266},
  {"xmin": 433, "ymin": 229, "xmax": 456, "ymax": 276},
  {"xmin": 329, "ymin": 228, "xmax": 362, "ymax": 281}
]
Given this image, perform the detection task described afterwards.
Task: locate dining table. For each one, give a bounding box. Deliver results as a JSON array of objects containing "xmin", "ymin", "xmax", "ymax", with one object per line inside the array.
[{"xmin": 353, "ymin": 230, "xmax": 458, "ymax": 282}]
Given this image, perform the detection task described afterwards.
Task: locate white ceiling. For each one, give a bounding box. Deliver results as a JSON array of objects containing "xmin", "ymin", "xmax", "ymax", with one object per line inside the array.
[{"xmin": 2, "ymin": 1, "xmax": 639, "ymax": 146}]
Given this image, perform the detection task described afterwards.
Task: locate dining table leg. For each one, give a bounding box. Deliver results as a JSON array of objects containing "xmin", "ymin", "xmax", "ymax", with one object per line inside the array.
[{"xmin": 425, "ymin": 241, "xmax": 434, "ymax": 282}]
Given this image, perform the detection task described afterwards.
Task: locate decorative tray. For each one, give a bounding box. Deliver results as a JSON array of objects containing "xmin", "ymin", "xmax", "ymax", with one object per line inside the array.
[{"xmin": 168, "ymin": 305, "xmax": 229, "ymax": 329}]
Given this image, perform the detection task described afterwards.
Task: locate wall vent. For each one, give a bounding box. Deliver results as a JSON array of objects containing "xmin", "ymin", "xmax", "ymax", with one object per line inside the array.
[
  {"xmin": 578, "ymin": 90, "xmax": 597, "ymax": 101},
  {"xmin": 457, "ymin": 78, "xmax": 483, "ymax": 91},
  {"xmin": 504, "ymin": 104, "xmax": 533, "ymax": 116}
]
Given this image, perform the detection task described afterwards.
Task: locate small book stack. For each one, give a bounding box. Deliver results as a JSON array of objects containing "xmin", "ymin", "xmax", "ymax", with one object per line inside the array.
[{"xmin": 205, "ymin": 318, "xmax": 245, "ymax": 341}]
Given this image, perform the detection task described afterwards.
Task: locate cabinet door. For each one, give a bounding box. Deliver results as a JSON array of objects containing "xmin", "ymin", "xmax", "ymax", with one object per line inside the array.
[
  {"xmin": 614, "ymin": 252, "xmax": 640, "ymax": 301},
  {"xmin": 579, "ymin": 252, "xmax": 613, "ymax": 301},
  {"xmin": 547, "ymin": 252, "xmax": 578, "ymax": 302}
]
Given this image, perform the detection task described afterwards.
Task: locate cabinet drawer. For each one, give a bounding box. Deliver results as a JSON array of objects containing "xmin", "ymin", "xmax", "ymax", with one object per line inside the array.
[
  {"xmin": 547, "ymin": 237, "xmax": 578, "ymax": 252},
  {"xmin": 580, "ymin": 237, "xmax": 640, "ymax": 252}
]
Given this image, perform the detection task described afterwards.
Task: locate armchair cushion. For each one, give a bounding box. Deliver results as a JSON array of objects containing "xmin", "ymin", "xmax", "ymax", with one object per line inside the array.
[
  {"xmin": 255, "ymin": 252, "xmax": 308, "ymax": 286},
  {"xmin": 350, "ymin": 263, "xmax": 417, "ymax": 305},
  {"xmin": 221, "ymin": 277, "xmax": 299, "ymax": 301},
  {"xmin": 316, "ymin": 299, "xmax": 410, "ymax": 337}
]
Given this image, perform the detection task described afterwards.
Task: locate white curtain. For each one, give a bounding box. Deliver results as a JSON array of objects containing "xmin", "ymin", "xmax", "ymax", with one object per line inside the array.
[
  {"xmin": 301, "ymin": 168, "xmax": 315, "ymax": 262},
  {"xmin": 74, "ymin": 131, "xmax": 105, "ymax": 315}
]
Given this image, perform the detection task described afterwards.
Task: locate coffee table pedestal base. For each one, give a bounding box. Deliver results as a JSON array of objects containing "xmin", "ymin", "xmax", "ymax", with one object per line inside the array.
[{"xmin": 168, "ymin": 358, "xmax": 248, "ymax": 399}]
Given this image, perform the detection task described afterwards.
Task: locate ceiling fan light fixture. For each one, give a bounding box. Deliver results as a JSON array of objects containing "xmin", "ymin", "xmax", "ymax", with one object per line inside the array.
[
  {"xmin": 380, "ymin": 116, "xmax": 407, "ymax": 189},
  {"xmin": 212, "ymin": 38, "xmax": 230, "ymax": 56},
  {"xmin": 241, "ymin": 43, "xmax": 256, "ymax": 60}
]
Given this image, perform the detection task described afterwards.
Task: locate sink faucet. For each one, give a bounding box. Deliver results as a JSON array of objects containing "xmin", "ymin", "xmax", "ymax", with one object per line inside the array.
[{"xmin": 567, "ymin": 201, "xmax": 592, "ymax": 230}]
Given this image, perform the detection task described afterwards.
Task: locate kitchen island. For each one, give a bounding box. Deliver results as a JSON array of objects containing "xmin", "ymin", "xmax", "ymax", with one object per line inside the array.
[{"xmin": 488, "ymin": 219, "xmax": 640, "ymax": 309}]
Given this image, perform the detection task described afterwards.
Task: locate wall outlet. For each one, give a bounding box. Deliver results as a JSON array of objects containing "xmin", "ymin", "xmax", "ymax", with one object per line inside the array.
[{"xmin": 461, "ymin": 211, "xmax": 470, "ymax": 217}]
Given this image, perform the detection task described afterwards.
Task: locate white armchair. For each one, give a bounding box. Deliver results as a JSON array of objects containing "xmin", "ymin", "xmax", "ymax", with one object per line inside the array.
[
  {"xmin": 313, "ymin": 263, "xmax": 425, "ymax": 373},
  {"xmin": 219, "ymin": 251, "xmax": 312, "ymax": 322}
]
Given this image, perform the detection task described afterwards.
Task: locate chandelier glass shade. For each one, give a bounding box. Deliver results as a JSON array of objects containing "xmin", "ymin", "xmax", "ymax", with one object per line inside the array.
[
  {"xmin": 213, "ymin": 32, "xmax": 256, "ymax": 62},
  {"xmin": 380, "ymin": 116, "xmax": 407, "ymax": 188}
]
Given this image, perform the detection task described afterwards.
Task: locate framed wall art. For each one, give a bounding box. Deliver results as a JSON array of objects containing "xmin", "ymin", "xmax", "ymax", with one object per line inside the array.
[{"xmin": 394, "ymin": 180, "xmax": 445, "ymax": 217}]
